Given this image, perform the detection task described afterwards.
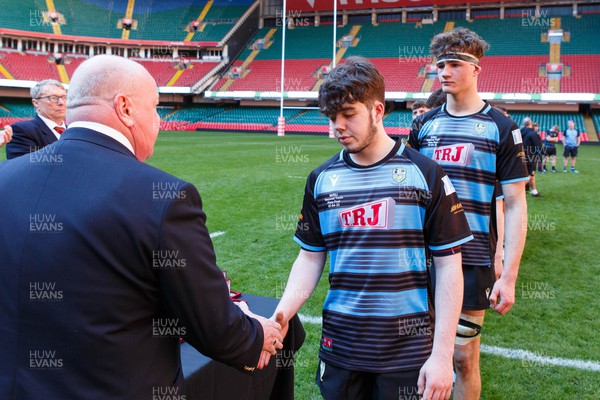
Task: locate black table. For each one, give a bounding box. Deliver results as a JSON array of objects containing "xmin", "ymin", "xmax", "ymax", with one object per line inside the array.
[{"xmin": 181, "ymin": 294, "xmax": 305, "ymax": 400}]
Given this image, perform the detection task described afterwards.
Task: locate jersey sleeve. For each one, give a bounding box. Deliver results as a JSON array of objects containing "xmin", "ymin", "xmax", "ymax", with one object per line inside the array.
[
  {"xmin": 492, "ymin": 112, "xmax": 529, "ymax": 185},
  {"xmin": 408, "ymin": 115, "xmax": 423, "ymax": 150},
  {"xmin": 293, "ymin": 171, "xmax": 327, "ymax": 252},
  {"xmin": 419, "ymin": 158, "xmax": 473, "ymax": 252}
]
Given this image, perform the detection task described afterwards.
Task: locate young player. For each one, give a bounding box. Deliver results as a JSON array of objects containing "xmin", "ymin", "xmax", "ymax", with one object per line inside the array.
[
  {"xmin": 274, "ymin": 57, "xmax": 473, "ymax": 400},
  {"xmin": 411, "ymin": 100, "xmax": 430, "ymax": 120},
  {"xmin": 562, "ymin": 120, "xmax": 581, "ymax": 173},
  {"xmin": 409, "ymin": 27, "xmax": 528, "ymax": 400},
  {"xmin": 521, "ymin": 118, "xmax": 544, "ymax": 197},
  {"xmin": 543, "ymin": 125, "xmax": 560, "ymax": 173}
]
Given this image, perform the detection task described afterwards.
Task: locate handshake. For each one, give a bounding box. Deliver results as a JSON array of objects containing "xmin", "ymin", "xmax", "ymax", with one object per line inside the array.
[{"xmin": 235, "ymin": 302, "xmax": 289, "ymax": 369}]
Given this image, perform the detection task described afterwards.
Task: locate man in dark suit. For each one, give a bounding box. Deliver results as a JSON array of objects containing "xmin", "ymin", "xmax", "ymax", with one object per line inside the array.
[
  {"xmin": 5, "ymin": 79, "xmax": 67, "ymax": 159},
  {"xmin": 0, "ymin": 55, "xmax": 283, "ymax": 399}
]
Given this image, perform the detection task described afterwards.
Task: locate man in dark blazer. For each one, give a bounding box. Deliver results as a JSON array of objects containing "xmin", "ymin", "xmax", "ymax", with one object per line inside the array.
[
  {"xmin": 0, "ymin": 55, "xmax": 283, "ymax": 399},
  {"xmin": 5, "ymin": 79, "xmax": 67, "ymax": 159}
]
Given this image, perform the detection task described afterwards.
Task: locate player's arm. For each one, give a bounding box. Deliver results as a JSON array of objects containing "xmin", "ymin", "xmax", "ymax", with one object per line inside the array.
[
  {"xmin": 548, "ymin": 134, "xmax": 558, "ymax": 143},
  {"xmin": 494, "ymin": 198, "xmax": 505, "ymax": 279},
  {"xmin": 577, "ymin": 132, "xmax": 582, "ymax": 146},
  {"xmin": 490, "ymin": 181, "xmax": 527, "ymax": 315},
  {"xmin": 273, "ymin": 249, "xmax": 327, "ymax": 335},
  {"xmin": 418, "ymin": 252, "xmax": 463, "ymax": 400}
]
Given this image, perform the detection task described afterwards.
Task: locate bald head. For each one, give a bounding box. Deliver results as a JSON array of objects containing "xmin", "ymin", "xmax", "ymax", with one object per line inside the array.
[
  {"xmin": 67, "ymin": 55, "xmax": 160, "ymax": 161},
  {"xmin": 67, "ymin": 55, "xmax": 155, "ymax": 111}
]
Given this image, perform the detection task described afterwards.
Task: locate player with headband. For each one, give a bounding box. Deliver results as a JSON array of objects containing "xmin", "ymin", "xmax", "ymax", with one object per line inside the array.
[{"xmin": 409, "ymin": 27, "xmax": 529, "ymax": 399}]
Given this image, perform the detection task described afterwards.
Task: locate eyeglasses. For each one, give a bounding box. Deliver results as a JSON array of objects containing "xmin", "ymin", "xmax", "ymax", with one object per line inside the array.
[{"xmin": 37, "ymin": 95, "xmax": 67, "ymax": 104}]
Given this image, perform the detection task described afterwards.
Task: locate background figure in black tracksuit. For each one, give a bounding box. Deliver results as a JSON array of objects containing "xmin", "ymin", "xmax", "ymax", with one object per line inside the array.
[{"xmin": 521, "ymin": 117, "xmax": 545, "ymax": 197}]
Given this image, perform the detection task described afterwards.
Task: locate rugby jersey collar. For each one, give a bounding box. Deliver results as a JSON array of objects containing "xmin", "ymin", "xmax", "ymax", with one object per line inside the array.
[
  {"xmin": 443, "ymin": 101, "xmax": 491, "ymax": 119},
  {"xmin": 342, "ymin": 137, "xmax": 403, "ymax": 169}
]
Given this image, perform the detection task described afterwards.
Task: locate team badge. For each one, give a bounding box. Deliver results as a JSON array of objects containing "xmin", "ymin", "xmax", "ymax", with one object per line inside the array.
[
  {"xmin": 392, "ymin": 168, "xmax": 407, "ymax": 183},
  {"xmin": 474, "ymin": 123, "xmax": 486, "ymax": 135}
]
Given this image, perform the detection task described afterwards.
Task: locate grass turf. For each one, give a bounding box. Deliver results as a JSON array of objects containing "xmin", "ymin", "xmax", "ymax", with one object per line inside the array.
[{"xmin": 2, "ymin": 131, "xmax": 598, "ymax": 399}]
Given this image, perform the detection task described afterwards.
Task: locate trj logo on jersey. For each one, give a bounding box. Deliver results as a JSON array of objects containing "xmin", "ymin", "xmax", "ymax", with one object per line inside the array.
[
  {"xmin": 474, "ymin": 123, "xmax": 486, "ymax": 136},
  {"xmin": 432, "ymin": 143, "xmax": 474, "ymax": 166},
  {"xmin": 392, "ymin": 168, "xmax": 407, "ymax": 183},
  {"xmin": 338, "ymin": 197, "xmax": 395, "ymax": 229}
]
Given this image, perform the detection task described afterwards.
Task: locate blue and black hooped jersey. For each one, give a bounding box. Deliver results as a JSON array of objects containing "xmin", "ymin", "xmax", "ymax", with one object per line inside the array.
[
  {"xmin": 294, "ymin": 140, "xmax": 472, "ymax": 373},
  {"xmin": 409, "ymin": 102, "xmax": 528, "ymax": 267}
]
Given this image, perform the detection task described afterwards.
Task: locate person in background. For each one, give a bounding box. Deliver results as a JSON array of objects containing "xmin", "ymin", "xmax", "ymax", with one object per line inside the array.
[
  {"xmin": 411, "ymin": 100, "xmax": 430, "ymax": 120},
  {"xmin": 5, "ymin": 79, "xmax": 67, "ymax": 159},
  {"xmin": 543, "ymin": 125, "xmax": 559, "ymax": 173},
  {"xmin": 410, "ymin": 27, "xmax": 528, "ymax": 399},
  {"xmin": 562, "ymin": 120, "xmax": 581, "ymax": 173},
  {"xmin": 521, "ymin": 118, "xmax": 544, "ymax": 197}
]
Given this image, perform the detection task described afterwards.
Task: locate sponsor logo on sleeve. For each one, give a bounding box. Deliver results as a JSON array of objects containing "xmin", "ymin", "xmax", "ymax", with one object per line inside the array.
[
  {"xmin": 451, "ymin": 202, "xmax": 464, "ymax": 215},
  {"xmin": 338, "ymin": 198, "xmax": 395, "ymax": 229},
  {"xmin": 442, "ymin": 176, "xmax": 456, "ymax": 196},
  {"xmin": 512, "ymin": 129, "xmax": 523, "ymax": 145}
]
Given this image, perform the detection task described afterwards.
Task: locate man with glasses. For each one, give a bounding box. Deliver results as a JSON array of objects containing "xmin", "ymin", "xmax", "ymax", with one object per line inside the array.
[{"xmin": 5, "ymin": 79, "xmax": 67, "ymax": 159}]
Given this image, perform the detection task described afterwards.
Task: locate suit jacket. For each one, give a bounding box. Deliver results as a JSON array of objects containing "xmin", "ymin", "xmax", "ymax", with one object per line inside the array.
[
  {"xmin": 0, "ymin": 128, "xmax": 264, "ymax": 399},
  {"xmin": 5, "ymin": 115, "xmax": 59, "ymax": 159}
]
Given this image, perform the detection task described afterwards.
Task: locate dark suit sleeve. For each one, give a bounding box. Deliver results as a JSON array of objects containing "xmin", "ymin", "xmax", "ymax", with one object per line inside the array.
[
  {"xmin": 157, "ymin": 183, "xmax": 263, "ymax": 372},
  {"xmin": 5, "ymin": 123, "xmax": 37, "ymax": 159}
]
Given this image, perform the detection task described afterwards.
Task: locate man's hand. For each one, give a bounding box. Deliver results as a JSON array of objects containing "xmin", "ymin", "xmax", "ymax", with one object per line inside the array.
[
  {"xmin": 417, "ymin": 353, "xmax": 454, "ymax": 400},
  {"xmin": 1, "ymin": 125, "xmax": 12, "ymax": 146},
  {"xmin": 489, "ymin": 275, "xmax": 516, "ymax": 315},
  {"xmin": 233, "ymin": 302, "xmax": 283, "ymax": 369},
  {"xmin": 255, "ymin": 314, "xmax": 283, "ymax": 355}
]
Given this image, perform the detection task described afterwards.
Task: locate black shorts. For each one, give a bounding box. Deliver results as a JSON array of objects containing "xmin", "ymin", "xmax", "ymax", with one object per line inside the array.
[
  {"xmin": 563, "ymin": 146, "xmax": 578, "ymax": 158},
  {"xmin": 526, "ymin": 162, "xmax": 536, "ymax": 176},
  {"xmin": 544, "ymin": 147, "xmax": 556, "ymax": 156},
  {"xmin": 431, "ymin": 263, "xmax": 496, "ymax": 311},
  {"xmin": 316, "ymin": 359, "xmax": 420, "ymax": 400}
]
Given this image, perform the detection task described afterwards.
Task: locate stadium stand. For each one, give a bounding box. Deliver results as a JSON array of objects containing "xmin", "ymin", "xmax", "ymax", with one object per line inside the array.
[
  {"xmin": 510, "ymin": 111, "xmax": 586, "ymax": 137},
  {"xmin": 0, "ymin": 52, "xmax": 60, "ymax": 81}
]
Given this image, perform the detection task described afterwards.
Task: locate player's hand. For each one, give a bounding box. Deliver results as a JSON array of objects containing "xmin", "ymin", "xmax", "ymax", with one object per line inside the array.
[
  {"xmin": 417, "ymin": 353, "xmax": 454, "ymax": 400},
  {"xmin": 272, "ymin": 310, "xmax": 290, "ymax": 340},
  {"xmin": 489, "ymin": 275, "xmax": 516, "ymax": 315}
]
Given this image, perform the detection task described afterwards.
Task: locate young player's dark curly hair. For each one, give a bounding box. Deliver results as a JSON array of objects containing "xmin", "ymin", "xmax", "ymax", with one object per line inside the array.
[
  {"xmin": 318, "ymin": 56, "xmax": 385, "ymax": 120},
  {"xmin": 429, "ymin": 27, "xmax": 490, "ymax": 59}
]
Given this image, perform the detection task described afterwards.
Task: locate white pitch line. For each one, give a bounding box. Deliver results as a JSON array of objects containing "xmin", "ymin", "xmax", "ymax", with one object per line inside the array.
[
  {"xmin": 297, "ymin": 314, "xmax": 600, "ymax": 371},
  {"xmin": 480, "ymin": 344, "xmax": 600, "ymax": 372},
  {"xmin": 287, "ymin": 176, "xmax": 305, "ymax": 179},
  {"xmin": 209, "ymin": 231, "xmax": 225, "ymax": 239},
  {"xmin": 298, "ymin": 313, "xmax": 322, "ymax": 325}
]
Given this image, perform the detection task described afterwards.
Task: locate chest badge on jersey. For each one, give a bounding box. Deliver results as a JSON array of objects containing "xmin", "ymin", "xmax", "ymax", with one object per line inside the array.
[
  {"xmin": 474, "ymin": 123, "xmax": 486, "ymax": 136},
  {"xmin": 433, "ymin": 143, "xmax": 475, "ymax": 166},
  {"xmin": 338, "ymin": 197, "xmax": 396, "ymax": 229},
  {"xmin": 392, "ymin": 168, "xmax": 407, "ymax": 183}
]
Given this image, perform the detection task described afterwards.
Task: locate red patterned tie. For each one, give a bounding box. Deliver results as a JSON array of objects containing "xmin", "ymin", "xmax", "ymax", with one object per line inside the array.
[{"xmin": 54, "ymin": 126, "xmax": 65, "ymax": 135}]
